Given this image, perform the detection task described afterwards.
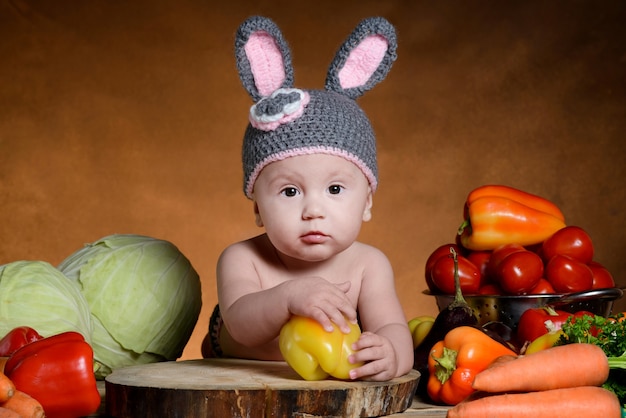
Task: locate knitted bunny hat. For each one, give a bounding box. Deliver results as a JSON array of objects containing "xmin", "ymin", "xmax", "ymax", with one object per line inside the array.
[{"xmin": 235, "ymin": 16, "xmax": 397, "ymax": 199}]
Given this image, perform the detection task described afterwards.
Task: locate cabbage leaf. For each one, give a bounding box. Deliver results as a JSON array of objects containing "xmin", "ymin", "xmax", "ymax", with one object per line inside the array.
[{"xmin": 0, "ymin": 260, "xmax": 93, "ymax": 342}]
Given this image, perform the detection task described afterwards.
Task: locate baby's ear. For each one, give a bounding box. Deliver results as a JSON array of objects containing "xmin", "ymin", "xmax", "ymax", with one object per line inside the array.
[
  {"xmin": 362, "ymin": 188, "xmax": 373, "ymax": 222},
  {"xmin": 235, "ymin": 16, "xmax": 295, "ymax": 102},
  {"xmin": 253, "ymin": 201, "xmax": 264, "ymax": 227},
  {"xmin": 325, "ymin": 17, "xmax": 397, "ymax": 100}
]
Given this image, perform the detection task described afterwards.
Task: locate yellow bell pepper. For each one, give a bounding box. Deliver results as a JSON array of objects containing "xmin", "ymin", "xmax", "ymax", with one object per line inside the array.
[
  {"xmin": 278, "ymin": 315, "xmax": 363, "ymax": 380},
  {"xmin": 408, "ymin": 315, "xmax": 435, "ymax": 349},
  {"xmin": 524, "ymin": 330, "xmax": 564, "ymax": 355}
]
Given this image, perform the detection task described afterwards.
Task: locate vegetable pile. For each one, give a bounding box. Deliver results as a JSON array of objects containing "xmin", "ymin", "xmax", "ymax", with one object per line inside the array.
[
  {"xmin": 426, "ymin": 185, "xmax": 615, "ymax": 296},
  {"xmin": 409, "ymin": 185, "xmax": 625, "ymax": 414},
  {"xmin": 0, "ymin": 234, "xmax": 202, "ymax": 382}
]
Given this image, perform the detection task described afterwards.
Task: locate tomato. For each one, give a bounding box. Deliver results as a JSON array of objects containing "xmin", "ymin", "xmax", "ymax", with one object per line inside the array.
[
  {"xmin": 495, "ymin": 250, "xmax": 544, "ymax": 295},
  {"xmin": 486, "ymin": 243, "xmax": 525, "ymax": 279},
  {"xmin": 424, "ymin": 243, "xmax": 461, "ymax": 292},
  {"xmin": 542, "ymin": 226, "xmax": 594, "ymax": 264},
  {"xmin": 528, "ymin": 278, "xmax": 556, "ymax": 294},
  {"xmin": 588, "ymin": 261, "xmax": 616, "ymax": 289},
  {"xmin": 517, "ymin": 306, "xmax": 572, "ymax": 343},
  {"xmin": 478, "ymin": 283, "xmax": 503, "ymax": 295},
  {"xmin": 545, "ymin": 254, "xmax": 593, "ymax": 293},
  {"xmin": 466, "ymin": 251, "xmax": 491, "ymax": 282},
  {"xmin": 430, "ymin": 253, "xmax": 481, "ymax": 294}
]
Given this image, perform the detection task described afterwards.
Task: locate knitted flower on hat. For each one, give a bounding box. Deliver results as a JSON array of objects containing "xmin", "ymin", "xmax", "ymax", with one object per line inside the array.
[{"xmin": 235, "ymin": 16, "xmax": 398, "ymax": 199}]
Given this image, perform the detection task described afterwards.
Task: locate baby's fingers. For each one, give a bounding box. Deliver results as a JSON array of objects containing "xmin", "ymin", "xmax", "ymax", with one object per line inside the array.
[{"xmin": 311, "ymin": 304, "xmax": 355, "ymax": 333}]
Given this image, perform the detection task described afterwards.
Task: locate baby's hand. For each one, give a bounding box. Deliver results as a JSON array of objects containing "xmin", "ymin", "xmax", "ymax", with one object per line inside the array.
[
  {"xmin": 284, "ymin": 277, "xmax": 356, "ymax": 333},
  {"xmin": 347, "ymin": 332, "xmax": 398, "ymax": 381}
]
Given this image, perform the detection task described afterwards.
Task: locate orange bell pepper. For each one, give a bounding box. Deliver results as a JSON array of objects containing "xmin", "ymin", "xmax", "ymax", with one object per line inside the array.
[
  {"xmin": 427, "ymin": 326, "xmax": 516, "ymax": 405},
  {"xmin": 278, "ymin": 316, "xmax": 363, "ymax": 381},
  {"xmin": 458, "ymin": 185, "xmax": 567, "ymax": 251}
]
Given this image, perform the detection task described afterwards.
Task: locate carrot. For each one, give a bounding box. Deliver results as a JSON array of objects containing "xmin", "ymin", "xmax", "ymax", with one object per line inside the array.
[
  {"xmin": 0, "ymin": 390, "xmax": 44, "ymax": 418},
  {"xmin": 447, "ymin": 386, "xmax": 621, "ymax": 418},
  {"xmin": 472, "ymin": 343, "xmax": 609, "ymax": 392},
  {"xmin": 0, "ymin": 407, "xmax": 20, "ymax": 418},
  {"xmin": 0, "ymin": 373, "xmax": 14, "ymax": 403},
  {"xmin": 0, "ymin": 358, "xmax": 7, "ymax": 374}
]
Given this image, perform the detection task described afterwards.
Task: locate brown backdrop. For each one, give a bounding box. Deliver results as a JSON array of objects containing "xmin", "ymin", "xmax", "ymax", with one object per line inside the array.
[{"xmin": 1, "ymin": 0, "xmax": 625, "ymax": 360}]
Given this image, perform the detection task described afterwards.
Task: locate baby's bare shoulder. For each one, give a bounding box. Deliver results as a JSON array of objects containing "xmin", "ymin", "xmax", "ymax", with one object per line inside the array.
[
  {"xmin": 220, "ymin": 234, "xmax": 271, "ymax": 258},
  {"xmin": 351, "ymin": 241, "xmax": 390, "ymax": 261}
]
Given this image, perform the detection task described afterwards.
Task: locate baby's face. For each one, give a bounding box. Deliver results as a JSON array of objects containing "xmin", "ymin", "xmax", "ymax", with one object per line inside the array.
[{"xmin": 252, "ymin": 154, "xmax": 373, "ymax": 263}]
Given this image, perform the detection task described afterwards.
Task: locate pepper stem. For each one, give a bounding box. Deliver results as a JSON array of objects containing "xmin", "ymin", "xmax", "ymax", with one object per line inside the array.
[
  {"xmin": 433, "ymin": 346, "xmax": 458, "ymax": 384},
  {"xmin": 457, "ymin": 219, "xmax": 470, "ymax": 236},
  {"xmin": 543, "ymin": 306, "xmax": 559, "ymax": 316}
]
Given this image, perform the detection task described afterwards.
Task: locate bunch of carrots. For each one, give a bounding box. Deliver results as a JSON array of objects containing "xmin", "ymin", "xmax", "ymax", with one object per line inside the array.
[
  {"xmin": 0, "ymin": 370, "xmax": 43, "ymax": 418},
  {"xmin": 447, "ymin": 343, "xmax": 622, "ymax": 418}
]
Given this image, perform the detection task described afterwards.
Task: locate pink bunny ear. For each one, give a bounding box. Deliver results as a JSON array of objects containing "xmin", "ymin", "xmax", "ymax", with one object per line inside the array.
[
  {"xmin": 337, "ymin": 35, "xmax": 389, "ymax": 89},
  {"xmin": 235, "ymin": 16, "xmax": 295, "ymax": 102},
  {"xmin": 245, "ymin": 31, "xmax": 286, "ymax": 97},
  {"xmin": 325, "ymin": 17, "xmax": 397, "ymax": 100}
]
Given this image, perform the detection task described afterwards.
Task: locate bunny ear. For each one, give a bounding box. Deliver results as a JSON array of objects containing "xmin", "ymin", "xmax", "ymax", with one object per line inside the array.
[
  {"xmin": 235, "ymin": 16, "xmax": 294, "ymax": 102},
  {"xmin": 325, "ymin": 17, "xmax": 397, "ymax": 100}
]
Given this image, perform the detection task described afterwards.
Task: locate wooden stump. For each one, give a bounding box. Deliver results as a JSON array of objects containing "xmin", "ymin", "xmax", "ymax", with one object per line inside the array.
[{"xmin": 105, "ymin": 358, "xmax": 420, "ymax": 418}]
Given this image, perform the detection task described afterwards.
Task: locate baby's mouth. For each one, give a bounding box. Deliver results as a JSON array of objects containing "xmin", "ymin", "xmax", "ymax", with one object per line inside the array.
[{"xmin": 300, "ymin": 231, "xmax": 328, "ymax": 244}]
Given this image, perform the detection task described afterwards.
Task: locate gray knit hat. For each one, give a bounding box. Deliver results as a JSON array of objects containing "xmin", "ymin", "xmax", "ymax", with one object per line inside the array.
[{"xmin": 235, "ymin": 16, "xmax": 397, "ymax": 199}]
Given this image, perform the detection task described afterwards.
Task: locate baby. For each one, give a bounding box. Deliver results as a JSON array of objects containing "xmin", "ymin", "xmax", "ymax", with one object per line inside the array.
[{"xmin": 202, "ymin": 16, "xmax": 413, "ymax": 381}]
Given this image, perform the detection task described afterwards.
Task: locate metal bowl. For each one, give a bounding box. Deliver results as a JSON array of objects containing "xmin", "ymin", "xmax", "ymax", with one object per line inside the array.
[{"xmin": 426, "ymin": 287, "xmax": 624, "ymax": 330}]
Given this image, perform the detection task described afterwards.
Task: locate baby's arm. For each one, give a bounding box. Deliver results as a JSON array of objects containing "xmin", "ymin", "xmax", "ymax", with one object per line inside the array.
[
  {"xmin": 217, "ymin": 242, "xmax": 290, "ymax": 348},
  {"xmin": 217, "ymin": 239, "xmax": 357, "ymax": 350},
  {"xmin": 348, "ymin": 247, "xmax": 414, "ymax": 380}
]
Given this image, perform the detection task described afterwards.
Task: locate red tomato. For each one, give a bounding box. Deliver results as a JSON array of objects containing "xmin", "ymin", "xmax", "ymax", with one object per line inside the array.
[
  {"xmin": 486, "ymin": 243, "xmax": 525, "ymax": 279},
  {"xmin": 588, "ymin": 261, "xmax": 616, "ymax": 289},
  {"xmin": 430, "ymin": 254, "xmax": 481, "ymax": 294},
  {"xmin": 496, "ymin": 250, "xmax": 544, "ymax": 295},
  {"xmin": 542, "ymin": 226, "xmax": 594, "ymax": 264},
  {"xmin": 529, "ymin": 278, "xmax": 556, "ymax": 294},
  {"xmin": 466, "ymin": 251, "xmax": 491, "ymax": 283},
  {"xmin": 545, "ymin": 254, "xmax": 593, "ymax": 293},
  {"xmin": 424, "ymin": 243, "xmax": 461, "ymax": 292},
  {"xmin": 517, "ymin": 307, "xmax": 572, "ymax": 343},
  {"xmin": 478, "ymin": 283, "xmax": 503, "ymax": 295}
]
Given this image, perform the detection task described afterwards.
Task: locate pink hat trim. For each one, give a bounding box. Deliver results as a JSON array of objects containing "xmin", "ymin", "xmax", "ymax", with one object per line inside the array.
[{"xmin": 245, "ymin": 146, "xmax": 377, "ymax": 199}]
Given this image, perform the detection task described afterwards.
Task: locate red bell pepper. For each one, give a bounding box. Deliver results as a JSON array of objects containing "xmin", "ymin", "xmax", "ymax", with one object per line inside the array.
[
  {"xmin": 4, "ymin": 331, "xmax": 101, "ymax": 418},
  {"xmin": 517, "ymin": 307, "xmax": 597, "ymax": 344},
  {"xmin": 0, "ymin": 326, "xmax": 43, "ymax": 357}
]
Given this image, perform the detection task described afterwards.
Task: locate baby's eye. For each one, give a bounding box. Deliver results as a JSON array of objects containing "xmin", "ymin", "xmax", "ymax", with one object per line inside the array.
[
  {"xmin": 328, "ymin": 185, "xmax": 343, "ymax": 195},
  {"xmin": 281, "ymin": 187, "xmax": 299, "ymax": 197}
]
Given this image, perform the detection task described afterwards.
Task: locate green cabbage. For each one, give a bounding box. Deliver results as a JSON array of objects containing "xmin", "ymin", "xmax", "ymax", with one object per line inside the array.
[
  {"xmin": 0, "ymin": 260, "xmax": 93, "ymax": 342},
  {"xmin": 58, "ymin": 234, "xmax": 202, "ymax": 377}
]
